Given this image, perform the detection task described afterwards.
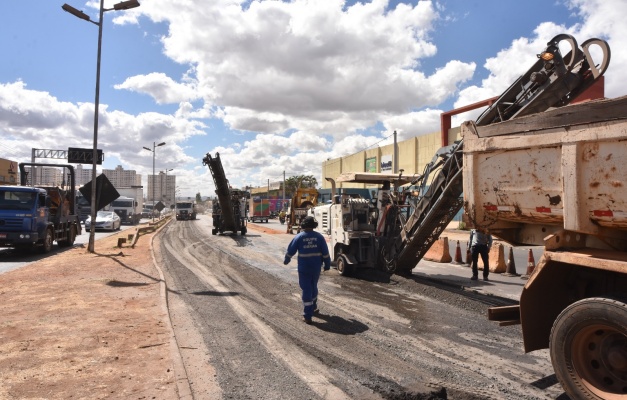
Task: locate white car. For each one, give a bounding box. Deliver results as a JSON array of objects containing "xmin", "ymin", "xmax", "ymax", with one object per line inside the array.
[{"xmin": 85, "ymin": 211, "xmax": 121, "ymax": 231}]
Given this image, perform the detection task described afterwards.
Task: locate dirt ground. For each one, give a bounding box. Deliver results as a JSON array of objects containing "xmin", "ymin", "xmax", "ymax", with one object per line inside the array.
[{"xmin": 0, "ymin": 227, "xmax": 180, "ymax": 400}]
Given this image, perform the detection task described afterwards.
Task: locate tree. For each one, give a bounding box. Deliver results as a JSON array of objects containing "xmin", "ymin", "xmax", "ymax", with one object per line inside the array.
[
  {"xmin": 285, "ymin": 175, "xmax": 318, "ymax": 197},
  {"xmin": 196, "ymin": 192, "xmax": 202, "ymax": 203}
]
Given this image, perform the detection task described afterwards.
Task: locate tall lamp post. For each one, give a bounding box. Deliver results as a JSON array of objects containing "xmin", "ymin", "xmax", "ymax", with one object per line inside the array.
[
  {"xmin": 143, "ymin": 141, "xmax": 165, "ymax": 220},
  {"xmin": 62, "ymin": 0, "xmax": 141, "ymax": 253}
]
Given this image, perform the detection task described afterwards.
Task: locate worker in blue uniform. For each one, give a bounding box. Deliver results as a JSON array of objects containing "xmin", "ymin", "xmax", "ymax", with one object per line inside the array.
[{"xmin": 283, "ymin": 216, "xmax": 331, "ymax": 324}]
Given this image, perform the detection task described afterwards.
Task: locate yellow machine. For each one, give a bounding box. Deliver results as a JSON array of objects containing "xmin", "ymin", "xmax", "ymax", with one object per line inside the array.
[{"xmin": 286, "ymin": 188, "xmax": 318, "ymax": 234}]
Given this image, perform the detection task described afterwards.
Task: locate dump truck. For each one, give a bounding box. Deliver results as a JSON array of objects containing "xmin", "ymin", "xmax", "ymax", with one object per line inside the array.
[
  {"xmin": 0, "ymin": 163, "xmax": 82, "ymax": 253},
  {"xmin": 473, "ymin": 96, "xmax": 627, "ymax": 400},
  {"xmin": 175, "ymin": 200, "xmax": 197, "ymax": 220},
  {"xmin": 202, "ymin": 152, "xmax": 247, "ymax": 235}
]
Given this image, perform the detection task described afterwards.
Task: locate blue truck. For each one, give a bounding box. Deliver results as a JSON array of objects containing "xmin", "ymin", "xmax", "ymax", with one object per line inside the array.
[{"xmin": 0, "ymin": 163, "xmax": 82, "ymax": 253}]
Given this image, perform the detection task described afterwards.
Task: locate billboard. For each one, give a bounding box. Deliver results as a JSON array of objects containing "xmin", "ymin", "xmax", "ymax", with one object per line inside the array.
[
  {"xmin": 365, "ymin": 157, "xmax": 377, "ymax": 173},
  {"xmin": 380, "ymin": 154, "xmax": 392, "ymax": 172}
]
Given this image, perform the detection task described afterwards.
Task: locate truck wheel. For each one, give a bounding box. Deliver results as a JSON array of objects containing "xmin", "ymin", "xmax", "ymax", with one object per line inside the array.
[
  {"xmin": 59, "ymin": 225, "xmax": 76, "ymax": 247},
  {"xmin": 39, "ymin": 229, "xmax": 53, "ymax": 254},
  {"xmin": 550, "ymin": 297, "xmax": 627, "ymax": 399},
  {"xmin": 336, "ymin": 254, "xmax": 351, "ymax": 276},
  {"xmin": 212, "ymin": 228, "xmax": 217, "ymax": 235}
]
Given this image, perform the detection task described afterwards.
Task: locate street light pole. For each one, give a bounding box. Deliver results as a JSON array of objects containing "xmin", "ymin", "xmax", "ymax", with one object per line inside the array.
[
  {"xmin": 143, "ymin": 141, "xmax": 165, "ymax": 221},
  {"xmin": 62, "ymin": 0, "xmax": 141, "ymax": 253}
]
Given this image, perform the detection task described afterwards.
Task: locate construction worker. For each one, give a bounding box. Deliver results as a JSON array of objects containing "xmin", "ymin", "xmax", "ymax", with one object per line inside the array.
[
  {"xmin": 469, "ymin": 227, "xmax": 493, "ymax": 281},
  {"xmin": 283, "ymin": 216, "xmax": 330, "ymax": 324}
]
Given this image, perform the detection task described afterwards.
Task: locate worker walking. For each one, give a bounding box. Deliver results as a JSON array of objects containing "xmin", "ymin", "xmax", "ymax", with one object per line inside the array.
[
  {"xmin": 283, "ymin": 216, "xmax": 330, "ymax": 324},
  {"xmin": 469, "ymin": 227, "xmax": 493, "ymax": 281}
]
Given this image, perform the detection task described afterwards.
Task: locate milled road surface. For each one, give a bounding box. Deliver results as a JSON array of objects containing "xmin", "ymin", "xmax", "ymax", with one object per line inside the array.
[{"xmin": 155, "ymin": 215, "xmax": 567, "ymax": 400}]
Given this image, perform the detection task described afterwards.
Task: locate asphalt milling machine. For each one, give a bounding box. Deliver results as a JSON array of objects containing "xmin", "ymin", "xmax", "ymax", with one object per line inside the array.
[
  {"xmin": 310, "ymin": 33, "xmax": 611, "ymax": 278},
  {"xmin": 202, "ymin": 152, "xmax": 248, "ymax": 235}
]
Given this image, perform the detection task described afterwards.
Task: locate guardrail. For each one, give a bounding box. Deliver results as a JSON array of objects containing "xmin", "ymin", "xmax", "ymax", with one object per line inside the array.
[{"xmin": 116, "ymin": 215, "xmax": 171, "ymax": 248}]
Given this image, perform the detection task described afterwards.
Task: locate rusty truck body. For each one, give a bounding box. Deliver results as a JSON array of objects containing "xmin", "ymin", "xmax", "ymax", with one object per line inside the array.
[{"xmin": 467, "ymin": 96, "xmax": 627, "ymax": 399}]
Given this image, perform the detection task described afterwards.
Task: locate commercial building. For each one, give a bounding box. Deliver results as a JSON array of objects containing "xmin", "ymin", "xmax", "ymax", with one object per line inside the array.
[
  {"xmin": 0, "ymin": 158, "xmax": 19, "ymax": 185},
  {"xmin": 103, "ymin": 165, "xmax": 142, "ymax": 188},
  {"xmin": 321, "ymin": 128, "xmax": 461, "ymax": 189},
  {"xmin": 147, "ymin": 172, "xmax": 176, "ymax": 205}
]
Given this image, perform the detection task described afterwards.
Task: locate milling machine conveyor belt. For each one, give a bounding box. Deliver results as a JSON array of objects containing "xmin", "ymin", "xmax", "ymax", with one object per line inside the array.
[
  {"xmin": 390, "ymin": 141, "xmax": 464, "ymax": 275},
  {"xmin": 202, "ymin": 152, "xmax": 237, "ymax": 232}
]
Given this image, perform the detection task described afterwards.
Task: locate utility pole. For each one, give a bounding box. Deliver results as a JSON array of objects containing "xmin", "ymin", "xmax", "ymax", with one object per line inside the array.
[
  {"xmin": 282, "ymin": 170, "xmax": 285, "ymax": 211},
  {"xmin": 393, "ymin": 130, "xmax": 398, "ymax": 174}
]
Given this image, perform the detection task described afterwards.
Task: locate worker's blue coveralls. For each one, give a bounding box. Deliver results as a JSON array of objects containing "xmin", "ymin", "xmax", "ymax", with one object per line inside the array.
[{"xmin": 284, "ymin": 230, "xmax": 331, "ymax": 319}]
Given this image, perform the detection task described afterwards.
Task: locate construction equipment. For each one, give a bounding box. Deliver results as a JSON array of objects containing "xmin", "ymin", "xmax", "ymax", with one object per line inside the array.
[
  {"xmin": 313, "ymin": 34, "xmax": 621, "ymax": 398},
  {"xmin": 0, "ymin": 163, "xmax": 82, "ymax": 253},
  {"xmin": 202, "ymin": 152, "xmax": 247, "ymax": 235},
  {"xmin": 286, "ymin": 187, "xmax": 318, "ymax": 234},
  {"xmin": 314, "ymin": 33, "xmax": 611, "ymax": 277}
]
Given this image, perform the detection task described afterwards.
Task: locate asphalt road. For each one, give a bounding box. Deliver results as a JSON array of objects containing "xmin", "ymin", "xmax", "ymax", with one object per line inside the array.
[
  {"xmin": 0, "ymin": 219, "xmax": 148, "ymax": 274},
  {"xmin": 156, "ymin": 215, "xmax": 566, "ymax": 399}
]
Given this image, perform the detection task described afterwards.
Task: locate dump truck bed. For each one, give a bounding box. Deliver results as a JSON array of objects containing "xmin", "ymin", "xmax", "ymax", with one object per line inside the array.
[{"xmin": 462, "ymin": 96, "xmax": 627, "ymax": 246}]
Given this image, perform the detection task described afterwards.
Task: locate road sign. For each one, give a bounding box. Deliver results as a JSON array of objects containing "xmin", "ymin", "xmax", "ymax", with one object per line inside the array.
[
  {"xmin": 68, "ymin": 147, "xmax": 104, "ymax": 165},
  {"xmin": 79, "ymin": 174, "xmax": 120, "ymax": 211}
]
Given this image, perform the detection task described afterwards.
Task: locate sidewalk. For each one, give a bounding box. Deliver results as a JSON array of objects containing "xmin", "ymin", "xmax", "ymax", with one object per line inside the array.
[{"xmin": 413, "ymin": 228, "xmax": 526, "ymax": 301}]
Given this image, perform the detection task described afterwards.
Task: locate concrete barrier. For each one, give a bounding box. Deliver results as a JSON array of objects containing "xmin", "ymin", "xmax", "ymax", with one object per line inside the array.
[
  {"xmin": 473, "ymin": 242, "xmax": 507, "ymax": 273},
  {"xmin": 424, "ymin": 237, "xmax": 453, "ymax": 263}
]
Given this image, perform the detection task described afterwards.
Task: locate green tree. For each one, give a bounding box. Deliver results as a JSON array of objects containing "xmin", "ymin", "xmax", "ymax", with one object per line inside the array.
[
  {"xmin": 196, "ymin": 192, "xmax": 202, "ymax": 203},
  {"xmin": 284, "ymin": 175, "xmax": 318, "ymax": 197}
]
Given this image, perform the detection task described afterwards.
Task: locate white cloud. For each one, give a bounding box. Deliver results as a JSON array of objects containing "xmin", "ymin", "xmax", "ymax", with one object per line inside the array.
[
  {"xmin": 0, "ymin": 80, "xmax": 205, "ymax": 192},
  {"xmin": 114, "ymin": 72, "xmax": 198, "ymax": 104},
  {"xmin": 131, "ymin": 0, "xmax": 473, "ymax": 135}
]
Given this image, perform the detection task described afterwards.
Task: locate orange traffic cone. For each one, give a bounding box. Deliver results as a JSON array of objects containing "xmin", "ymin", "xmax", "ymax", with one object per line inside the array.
[
  {"xmin": 522, "ymin": 249, "xmax": 536, "ymax": 279},
  {"xmin": 503, "ymin": 246, "xmax": 519, "ymax": 276},
  {"xmin": 465, "ymin": 241, "xmax": 471, "ymax": 267},
  {"xmin": 451, "ymin": 240, "xmax": 464, "ymax": 265}
]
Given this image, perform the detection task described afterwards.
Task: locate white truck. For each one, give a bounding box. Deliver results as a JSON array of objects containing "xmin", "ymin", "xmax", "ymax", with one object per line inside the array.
[
  {"xmin": 110, "ymin": 186, "xmax": 143, "ymax": 225},
  {"xmin": 175, "ymin": 200, "xmax": 197, "ymax": 220}
]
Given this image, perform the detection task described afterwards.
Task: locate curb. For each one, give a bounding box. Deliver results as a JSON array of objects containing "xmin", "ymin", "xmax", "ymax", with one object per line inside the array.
[{"xmin": 148, "ymin": 218, "xmax": 194, "ymax": 399}]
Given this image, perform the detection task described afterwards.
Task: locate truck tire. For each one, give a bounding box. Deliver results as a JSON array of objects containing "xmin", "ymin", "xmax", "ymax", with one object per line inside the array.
[
  {"xmin": 39, "ymin": 228, "xmax": 53, "ymax": 254},
  {"xmin": 336, "ymin": 254, "xmax": 351, "ymax": 276},
  {"xmin": 550, "ymin": 297, "xmax": 627, "ymax": 399},
  {"xmin": 58, "ymin": 225, "xmax": 76, "ymax": 247}
]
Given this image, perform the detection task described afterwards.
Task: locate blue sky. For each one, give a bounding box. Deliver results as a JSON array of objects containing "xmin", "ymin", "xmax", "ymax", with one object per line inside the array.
[{"xmin": 1, "ymin": 0, "xmax": 625, "ymax": 197}]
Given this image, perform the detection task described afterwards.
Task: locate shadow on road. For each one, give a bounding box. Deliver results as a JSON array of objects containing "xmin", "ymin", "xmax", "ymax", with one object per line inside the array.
[{"xmin": 312, "ymin": 312, "xmax": 369, "ymax": 335}]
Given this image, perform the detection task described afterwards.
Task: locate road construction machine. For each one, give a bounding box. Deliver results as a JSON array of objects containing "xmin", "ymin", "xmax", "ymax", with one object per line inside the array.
[
  {"xmin": 286, "ymin": 187, "xmax": 318, "ymax": 234},
  {"xmin": 313, "ymin": 33, "xmax": 621, "ymax": 399},
  {"xmin": 202, "ymin": 152, "xmax": 247, "ymax": 235}
]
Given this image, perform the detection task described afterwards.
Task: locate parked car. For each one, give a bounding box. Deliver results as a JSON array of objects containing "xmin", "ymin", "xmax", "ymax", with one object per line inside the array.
[{"xmin": 85, "ymin": 211, "xmax": 121, "ymax": 231}]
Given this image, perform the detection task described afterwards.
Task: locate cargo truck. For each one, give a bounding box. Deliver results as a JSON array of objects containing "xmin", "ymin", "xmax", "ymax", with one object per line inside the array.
[
  {"xmin": 0, "ymin": 163, "xmax": 82, "ymax": 253},
  {"xmin": 248, "ymin": 197, "xmax": 270, "ymax": 223},
  {"xmin": 109, "ymin": 186, "xmax": 143, "ymax": 225},
  {"xmin": 469, "ymin": 96, "xmax": 627, "ymax": 400},
  {"xmin": 175, "ymin": 200, "xmax": 197, "ymax": 220}
]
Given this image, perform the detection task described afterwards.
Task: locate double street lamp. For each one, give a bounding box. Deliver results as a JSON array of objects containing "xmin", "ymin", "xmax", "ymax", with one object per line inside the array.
[
  {"xmin": 143, "ymin": 141, "xmax": 165, "ymax": 220},
  {"xmin": 62, "ymin": 0, "xmax": 141, "ymax": 253}
]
